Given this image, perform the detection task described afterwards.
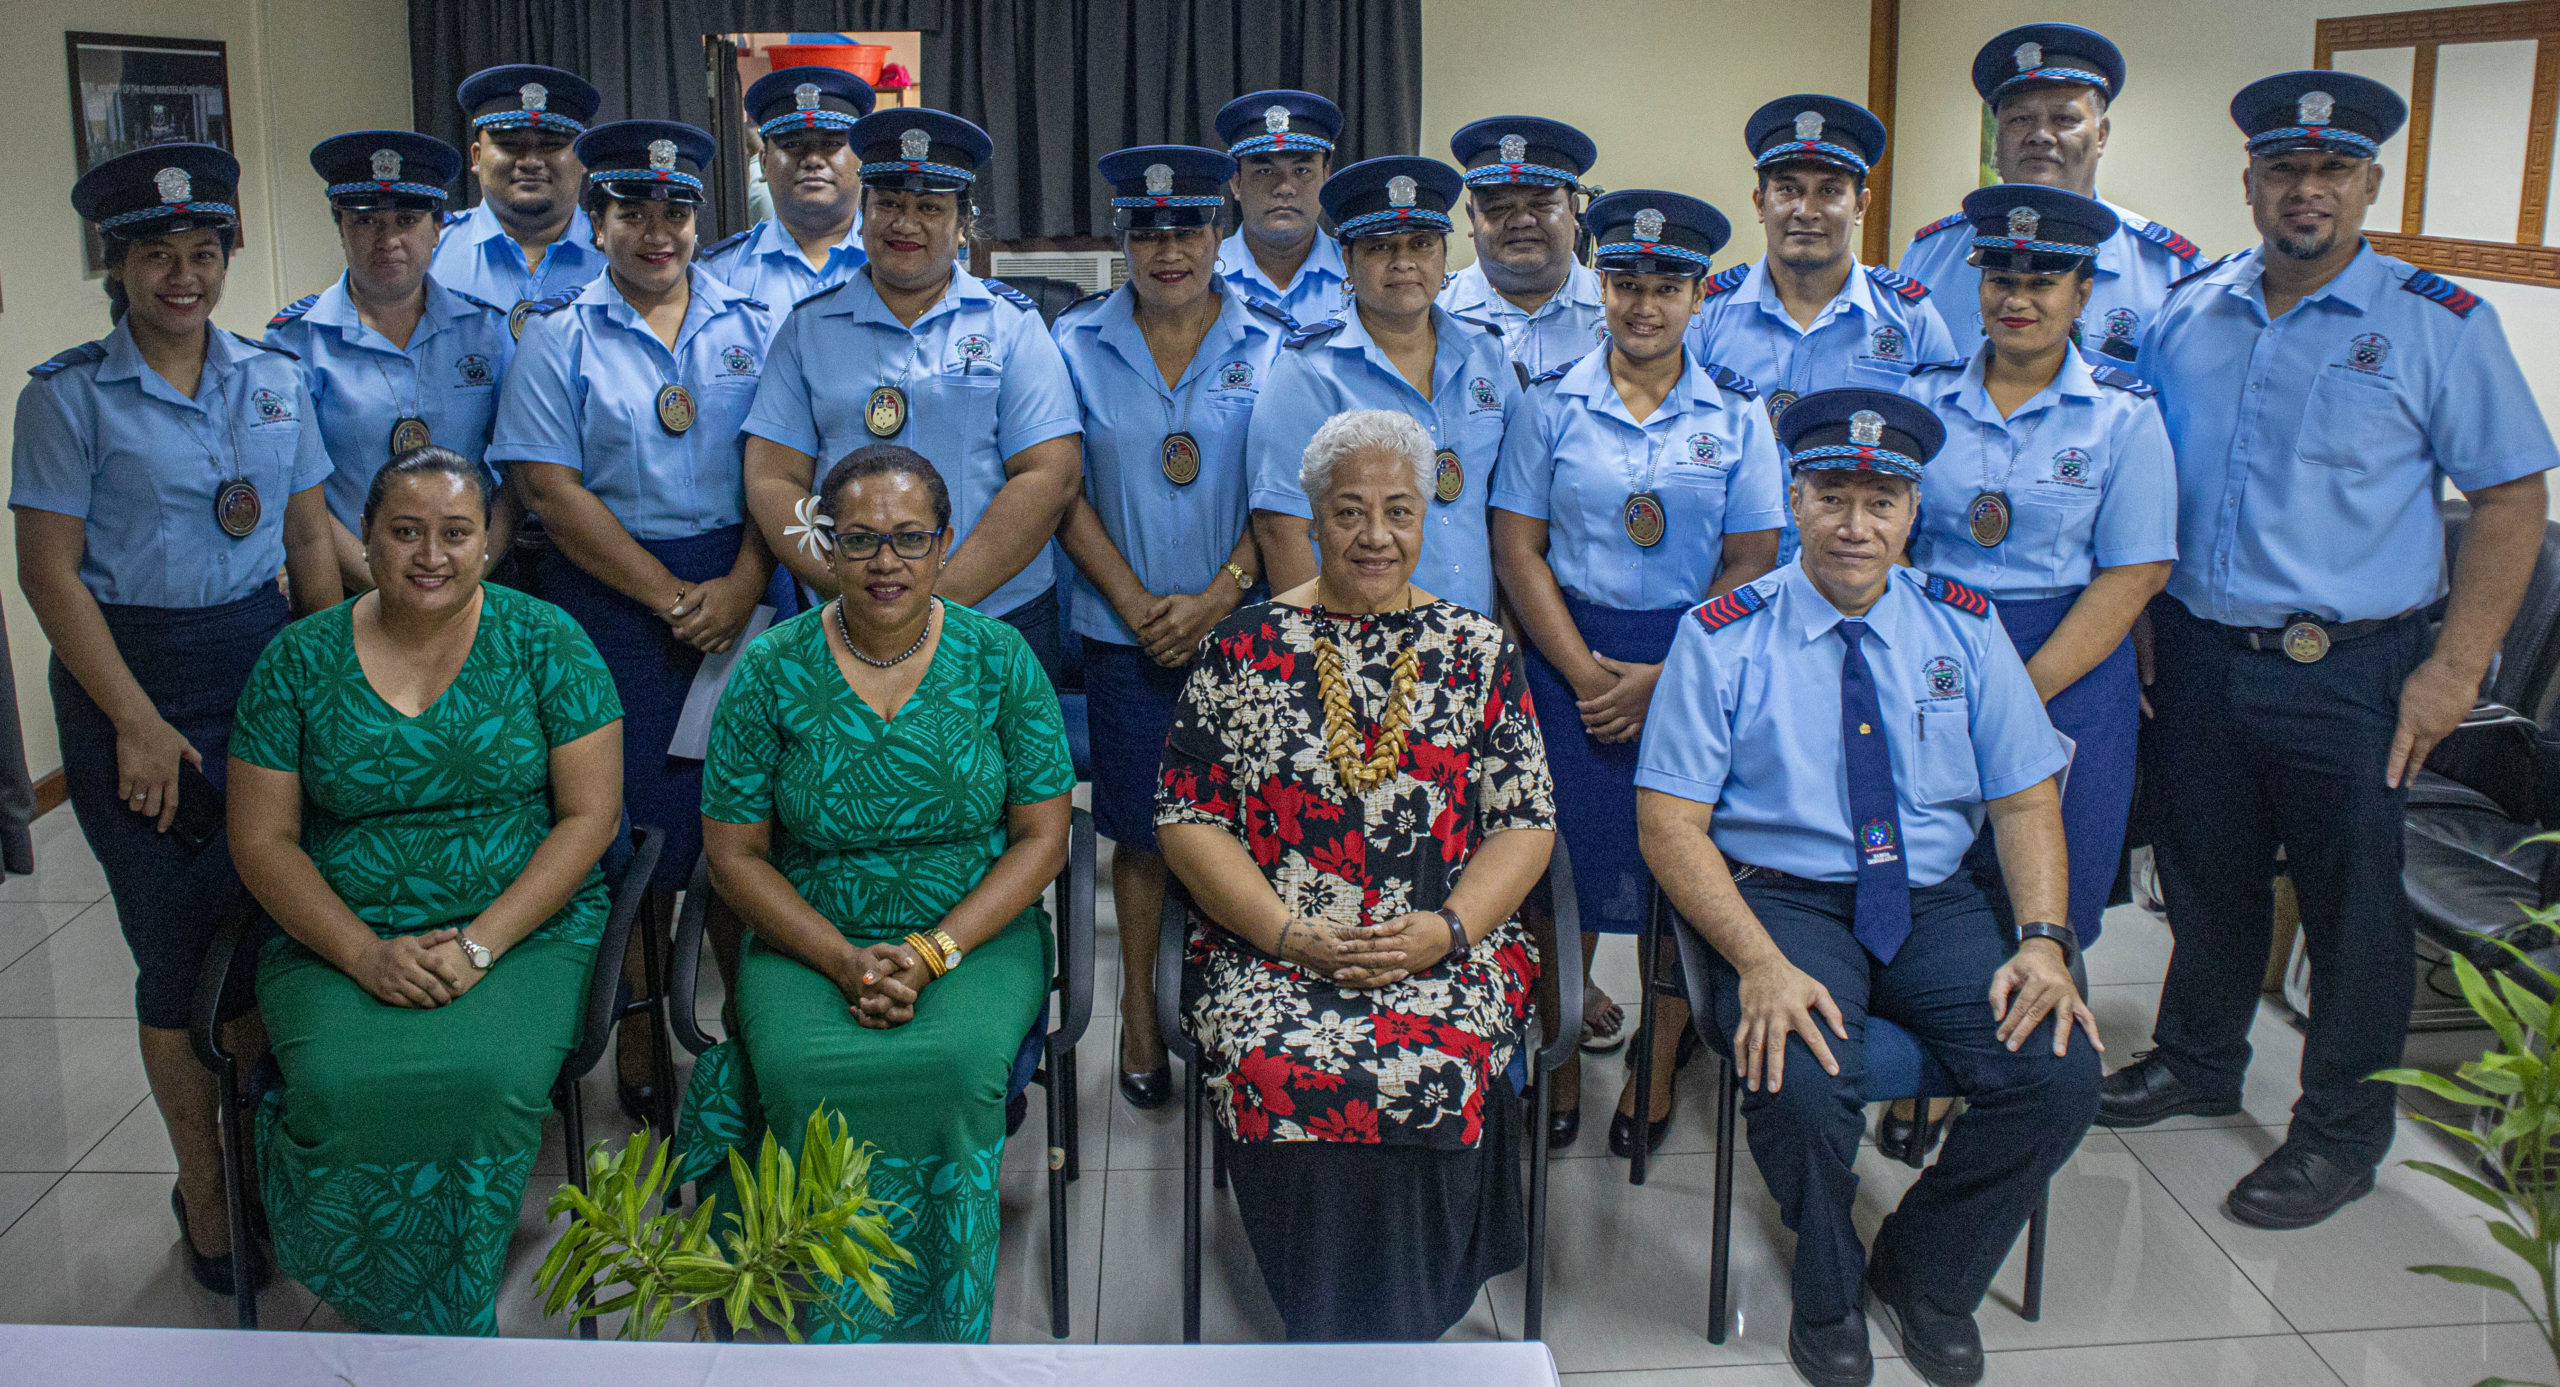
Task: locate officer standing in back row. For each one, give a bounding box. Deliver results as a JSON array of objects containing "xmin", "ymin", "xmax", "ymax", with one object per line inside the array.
[
  {"xmin": 1213, "ymin": 90, "xmax": 1351, "ymax": 329},
  {"xmin": 1901, "ymin": 24, "xmax": 2201, "ymax": 363},
  {"xmin": 698, "ymin": 65, "xmax": 876, "ymax": 324},
  {"xmin": 431, "ymin": 64, "xmax": 607, "ymax": 325},
  {"xmin": 2099, "ymin": 72, "xmax": 2558, "ymax": 1230},
  {"xmin": 1437, "ymin": 117, "xmax": 1605, "ymax": 379}
]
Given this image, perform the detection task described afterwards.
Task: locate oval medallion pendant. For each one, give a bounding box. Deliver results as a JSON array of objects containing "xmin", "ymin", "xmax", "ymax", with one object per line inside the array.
[
  {"xmin": 1767, "ymin": 388, "xmax": 1800, "ymax": 421},
  {"xmin": 1967, "ymin": 490, "xmax": 2013, "ymax": 547},
  {"xmin": 389, "ymin": 416, "xmax": 432, "ymax": 457},
  {"xmin": 1623, "ymin": 490, "xmax": 1667, "ymax": 548},
  {"xmin": 865, "ymin": 384, "xmax": 908, "ymax": 438},
  {"xmin": 1433, "ymin": 448, "xmax": 1465, "ymax": 503},
  {"xmin": 1160, "ymin": 431, "xmax": 1201, "ymax": 486},
  {"xmin": 655, "ymin": 384, "xmax": 697, "ymax": 435},
  {"xmin": 214, "ymin": 478, "xmax": 263, "ymax": 539}
]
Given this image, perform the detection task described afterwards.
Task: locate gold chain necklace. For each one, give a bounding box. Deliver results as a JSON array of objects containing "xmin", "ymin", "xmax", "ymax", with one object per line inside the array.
[{"xmin": 1310, "ymin": 587, "xmax": 1422, "ymax": 796}]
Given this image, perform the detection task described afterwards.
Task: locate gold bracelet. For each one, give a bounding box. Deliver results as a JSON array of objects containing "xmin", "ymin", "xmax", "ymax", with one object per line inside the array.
[
  {"xmin": 904, "ymin": 932, "xmax": 950, "ymax": 978},
  {"xmin": 1224, "ymin": 561, "xmax": 1252, "ymax": 594}
]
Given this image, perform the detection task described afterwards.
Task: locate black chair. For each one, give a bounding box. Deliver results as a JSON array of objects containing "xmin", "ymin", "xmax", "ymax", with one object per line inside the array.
[
  {"xmin": 189, "ymin": 824, "xmax": 665, "ymax": 1333},
  {"xmin": 1658, "ymin": 883, "xmax": 2068, "ymax": 1342},
  {"xmin": 665, "ymin": 806, "xmax": 1097, "ymax": 1339},
  {"xmin": 1154, "ymin": 875, "xmax": 1581, "ymax": 1341},
  {"xmin": 989, "ymin": 275, "xmax": 1087, "ymax": 329}
]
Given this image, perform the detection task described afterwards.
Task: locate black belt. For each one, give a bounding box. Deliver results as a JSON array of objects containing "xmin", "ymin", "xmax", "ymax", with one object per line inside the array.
[
  {"xmin": 1730, "ymin": 862, "xmax": 1835, "ymax": 891},
  {"xmin": 2213, "ymin": 608, "xmax": 2420, "ymax": 664}
]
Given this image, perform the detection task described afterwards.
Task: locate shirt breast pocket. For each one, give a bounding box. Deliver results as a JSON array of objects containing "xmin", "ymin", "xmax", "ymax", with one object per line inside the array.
[
  {"xmin": 1848, "ymin": 357, "xmax": 1911, "ymax": 388},
  {"xmin": 929, "ymin": 371, "xmax": 1004, "ymax": 446},
  {"xmin": 241, "ymin": 423, "xmax": 304, "ymax": 493},
  {"xmin": 1910, "ymin": 698, "xmax": 1981, "ymax": 806},
  {"xmin": 2296, "ymin": 367, "xmax": 2408, "ymax": 473}
]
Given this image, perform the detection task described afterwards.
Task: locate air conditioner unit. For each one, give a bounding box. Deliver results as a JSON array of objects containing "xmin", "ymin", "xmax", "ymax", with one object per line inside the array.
[{"xmin": 986, "ymin": 250, "xmax": 1125, "ymax": 293}]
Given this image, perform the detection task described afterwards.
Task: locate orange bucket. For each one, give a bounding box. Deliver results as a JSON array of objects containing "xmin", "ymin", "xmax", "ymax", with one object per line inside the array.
[{"xmin": 767, "ymin": 43, "xmax": 890, "ymax": 86}]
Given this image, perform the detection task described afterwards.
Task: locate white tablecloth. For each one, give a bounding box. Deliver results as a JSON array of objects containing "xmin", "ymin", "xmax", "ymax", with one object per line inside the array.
[{"xmin": 0, "ymin": 1324, "xmax": 1564, "ymax": 1387}]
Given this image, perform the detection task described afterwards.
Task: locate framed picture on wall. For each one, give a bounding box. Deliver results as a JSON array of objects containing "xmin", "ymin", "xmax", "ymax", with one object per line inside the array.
[{"xmin": 62, "ymin": 32, "xmax": 238, "ymax": 275}]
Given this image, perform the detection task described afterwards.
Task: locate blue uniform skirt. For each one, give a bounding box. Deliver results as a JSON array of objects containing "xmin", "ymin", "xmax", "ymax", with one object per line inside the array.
[
  {"xmin": 1521, "ymin": 595, "xmax": 1688, "ymax": 935},
  {"xmin": 544, "ymin": 525, "xmax": 748, "ymax": 893},
  {"xmin": 1962, "ymin": 589, "xmax": 2139, "ymax": 946},
  {"xmin": 1083, "ymin": 639, "xmax": 1189, "ymax": 853},
  {"xmin": 52, "ymin": 587, "xmax": 289, "ymax": 1028}
]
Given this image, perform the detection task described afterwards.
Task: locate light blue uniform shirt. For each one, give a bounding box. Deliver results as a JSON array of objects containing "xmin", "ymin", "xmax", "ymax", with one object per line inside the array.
[
  {"xmin": 1216, "ymin": 228, "xmax": 1349, "ymax": 330},
  {"xmin": 486, "ymin": 266, "xmax": 778, "ymax": 540},
  {"xmin": 1901, "ymin": 348, "xmax": 2179, "ymax": 599},
  {"xmin": 744, "ymin": 267, "xmax": 1083, "ymax": 619},
  {"xmin": 264, "ymin": 274, "xmax": 516, "ymax": 531},
  {"xmin": 428, "ymin": 200, "xmax": 606, "ymax": 312},
  {"xmin": 1901, "ymin": 196, "xmax": 2202, "ymax": 364},
  {"xmin": 1634, "ymin": 562, "xmax": 2069, "ymax": 885},
  {"xmin": 1490, "ymin": 345, "xmax": 1787, "ymax": 609},
  {"xmin": 1054, "ymin": 286, "xmax": 1286, "ymax": 645},
  {"xmin": 1688, "ymin": 257, "xmax": 1958, "ymax": 565},
  {"xmin": 1245, "ymin": 306, "xmax": 1520, "ymax": 618},
  {"xmin": 12, "ymin": 322, "xmax": 333, "ymax": 608},
  {"xmin": 1437, "ymin": 261, "xmax": 1607, "ymax": 380},
  {"xmin": 696, "ymin": 217, "xmax": 865, "ymax": 337},
  {"xmin": 2138, "ymin": 243, "xmax": 2560, "ymax": 628}
]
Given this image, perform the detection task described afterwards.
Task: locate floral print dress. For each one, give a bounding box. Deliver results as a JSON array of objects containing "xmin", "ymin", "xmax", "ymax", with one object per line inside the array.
[{"xmin": 1156, "ymin": 598, "xmax": 1555, "ymax": 1150}]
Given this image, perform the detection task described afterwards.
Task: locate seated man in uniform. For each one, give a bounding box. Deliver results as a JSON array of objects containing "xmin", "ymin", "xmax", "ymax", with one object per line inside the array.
[{"xmin": 1634, "ymin": 388, "xmax": 2100, "ymax": 1387}]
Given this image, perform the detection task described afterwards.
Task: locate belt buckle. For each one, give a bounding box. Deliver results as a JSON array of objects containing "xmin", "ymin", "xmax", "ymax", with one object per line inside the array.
[{"xmin": 2280, "ymin": 618, "xmax": 2331, "ymax": 664}]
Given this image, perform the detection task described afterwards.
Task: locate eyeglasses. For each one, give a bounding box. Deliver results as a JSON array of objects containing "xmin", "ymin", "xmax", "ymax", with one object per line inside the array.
[{"xmin": 837, "ymin": 528, "xmax": 942, "ymax": 559}]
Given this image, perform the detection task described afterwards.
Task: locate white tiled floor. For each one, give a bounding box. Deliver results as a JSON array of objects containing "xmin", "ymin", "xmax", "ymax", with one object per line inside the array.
[{"xmin": 0, "ymin": 802, "xmax": 2549, "ymax": 1385}]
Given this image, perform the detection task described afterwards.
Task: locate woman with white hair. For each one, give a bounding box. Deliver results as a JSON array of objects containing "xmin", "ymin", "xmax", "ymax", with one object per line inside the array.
[{"xmin": 1156, "ymin": 408, "xmax": 1556, "ymax": 1341}]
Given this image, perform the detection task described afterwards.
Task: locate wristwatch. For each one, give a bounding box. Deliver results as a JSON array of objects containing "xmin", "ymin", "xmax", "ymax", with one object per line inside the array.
[
  {"xmin": 2002, "ymin": 920, "xmax": 2079, "ymax": 970},
  {"xmin": 457, "ymin": 934, "xmax": 493, "ymax": 971},
  {"xmin": 1224, "ymin": 561, "xmax": 1253, "ymax": 595}
]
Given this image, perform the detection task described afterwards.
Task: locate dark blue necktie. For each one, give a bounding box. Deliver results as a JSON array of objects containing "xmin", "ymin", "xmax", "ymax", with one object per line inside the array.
[{"xmin": 1838, "ymin": 619, "xmax": 1912, "ymax": 963}]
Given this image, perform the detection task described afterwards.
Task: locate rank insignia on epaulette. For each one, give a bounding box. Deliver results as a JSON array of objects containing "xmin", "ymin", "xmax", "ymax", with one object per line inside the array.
[
  {"xmin": 1922, "ymin": 573, "xmax": 1992, "ymax": 617},
  {"xmin": 1911, "ymin": 211, "xmax": 1967, "ymax": 241},
  {"xmin": 1700, "ymin": 264, "xmax": 1750, "ymax": 299},
  {"xmin": 2401, "ymin": 269, "xmax": 2480, "ymax": 317},
  {"xmin": 1693, "ymin": 582, "xmax": 1771, "ymax": 631}
]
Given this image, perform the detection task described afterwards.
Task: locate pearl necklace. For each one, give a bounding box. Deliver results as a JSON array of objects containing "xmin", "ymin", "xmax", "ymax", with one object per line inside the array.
[{"xmin": 838, "ymin": 597, "xmax": 937, "ymax": 668}]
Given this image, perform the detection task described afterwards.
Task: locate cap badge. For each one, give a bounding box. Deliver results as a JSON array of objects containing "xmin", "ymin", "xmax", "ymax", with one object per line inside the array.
[
  {"xmin": 1633, "ymin": 207, "xmax": 1666, "ymax": 242},
  {"xmin": 1264, "ymin": 105, "xmax": 1291, "ymax": 135},
  {"xmin": 520, "ymin": 82, "xmax": 548, "ymax": 112},
  {"xmin": 1498, "ymin": 132, "xmax": 1527, "ymax": 163},
  {"xmin": 1144, "ymin": 162, "xmax": 1173, "ymax": 195},
  {"xmin": 900, "ymin": 127, "xmax": 931, "ymax": 161},
  {"xmin": 794, "ymin": 82, "xmax": 820, "ymax": 111},
  {"xmin": 1795, "ymin": 110, "xmax": 1825, "ymax": 141},
  {"xmin": 2007, "ymin": 205, "xmax": 2041, "ymax": 240},
  {"xmin": 370, "ymin": 148, "xmax": 401, "ymax": 180},
  {"xmin": 648, "ymin": 139, "xmax": 677, "ymax": 171},
  {"xmin": 1849, "ymin": 410, "xmax": 1886, "ymax": 446},
  {"xmin": 2299, "ymin": 90, "xmax": 2335, "ymax": 126},
  {"xmin": 1387, "ymin": 174, "xmax": 1417, "ymax": 208},
  {"xmin": 155, "ymin": 167, "xmax": 191, "ymax": 204},
  {"xmin": 2015, "ymin": 41, "xmax": 2042, "ymax": 72}
]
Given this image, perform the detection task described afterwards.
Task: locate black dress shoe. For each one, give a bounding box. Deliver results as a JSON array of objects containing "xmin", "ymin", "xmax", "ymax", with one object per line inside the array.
[
  {"xmin": 1787, "ymin": 1305, "xmax": 1874, "ymax": 1387},
  {"xmin": 2225, "ymin": 1143, "xmax": 2377, "ymax": 1229},
  {"xmin": 1877, "ymin": 1104, "xmax": 1950, "ymax": 1164},
  {"xmin": 172, "ymin": 1184, "xmax": 270, "ymax": 1297},
  {"xmin": 616, "ymin": 1076, "xmax": 659, "ymax": 1126},
  {"xmin": 2094, "ymin": 1050, "xmax": 2242, "ymax": 1129},
  {"xmin": 1547, "ymin": 1105, "xmax": 1581, "ymax": 1150},
  {"xmin": 1868, "ymin": 1257, "xmax": 1983, "ymax": 1386},
  {"xmin": 1119, "ymin": 1066, "xmax": 1173, "ymax": 1110},
  {"xmin": 1607, "ymin": 1107, "xmax": 1671, "ymax": 1157}
]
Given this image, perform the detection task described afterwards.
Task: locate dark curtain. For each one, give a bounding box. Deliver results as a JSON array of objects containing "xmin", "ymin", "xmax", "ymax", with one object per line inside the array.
[{"xmin": 409, "ymin": 0, "xmax": 1420, "ymax": 237}]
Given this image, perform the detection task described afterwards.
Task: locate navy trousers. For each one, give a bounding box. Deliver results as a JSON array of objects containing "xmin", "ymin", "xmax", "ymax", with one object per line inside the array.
[
  {"xmin": 2144, "ymin": 597, "xmax": 2426, "ymax": 1168},
  {"xmin": 1710, "ymin": 872, "xmax": 2100, "ymax": 1322}
]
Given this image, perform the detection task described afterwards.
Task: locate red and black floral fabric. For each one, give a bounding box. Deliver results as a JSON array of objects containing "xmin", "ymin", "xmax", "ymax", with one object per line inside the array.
[{"xmin": 1156, "ymin": 599, "xmax": 1555, "ymax": 1150}]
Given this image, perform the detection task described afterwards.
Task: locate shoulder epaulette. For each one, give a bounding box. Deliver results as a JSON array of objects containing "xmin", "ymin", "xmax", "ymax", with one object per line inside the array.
[
  {"xmin": 1909, "ymin": 358, "xmax": 1965, "ymax": 377},
  {"xmin": 266, "ymin": 292, "xmax": 320, "ymax": 332},
  {"xmin": 2402, "ymin": 268, "xmax": 2481, "ymax": 318},
  {"xmin": 2166, "ymin": 252, "xmax": 2237, "ymax": 295},
  {"xmin": 1056, "ymin": 288, "xmax": 1113, "ymax": 328},
  {"xmin": 525, "ymin": 288, "xmax": 579, "ymax": 316},
  {"xmin": 734, "ymin": 295, "xmax": 772, "ymax": 317},
  {"xmin": 1242, "ymin": 297, "xmax": 1297, "ymax": 333},
  {"xmin": 2090, "ymin": 363, "xmax": 2156, "ymax": 397},
  {"xmin": 447, "ymin": 288, "xmax": 505, "ymax": 316},
  {"xmin": 1700, "ymin": 264, "xmax": 1750, "ymax": 300},
  {"xmin": 1451, "ymin": 312, "xmax": 1504, "ymax": 339},
  {"xmin": 1702, "ymin": 361, "xmax": 1759, "ymax": 400},
  {"xmin": 28, "ymin": 341, "xmax": 107, "ymax": 379},
  {"xmin": 438, "ymin": 209, "xmax": 459, "ymax": 229},
  {"xmin": 509, "ymin": 288, "xmax": 580, "ymax": 340},
  {"xmin": 1692, "ymin": 582, "xmax": 1771, "ymax": 632},
  {"xmin": 1528, "ymin": 362, "xmax": 1573, "ymax": 387},
  {"xmin": 231, "ymin": 330, "xmax": 297, "ymax": 360},
  {"xmin": 985, "ymin": 279, "xmax": 1040, "ymax": 314},
  {"xmin": 2131, "ymin": 219, "xmax": 2201, "ymax": 263},
  {"xmin": 1284, "ymin": 317, "xmax": 1346, "ymax": 350},
  {"xmin": 793, "ymin": 280, "xmax": 852, "ymax": 312},
  {"xmin": 1910, "ymin": 212, "xmax": 1967, "ymax": 242},
  {"xmin": 1922, "ymin": 573, "xmax": 1991, "ymax": 618},
  {"xmin": 698, "ymin": 227, "xmax": 754, "ymax": 260},
  {"xmin": 1865, "ymin": 264, "xmax": 1930, "ymax": 302}
]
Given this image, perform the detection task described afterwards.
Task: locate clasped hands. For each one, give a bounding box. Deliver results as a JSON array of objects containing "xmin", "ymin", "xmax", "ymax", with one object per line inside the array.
[
  {"xmin": 1273, "ymin": 911, "xmax": 1454, "ymax": 989},
  {"xmin": 832, "ymin": 940, "xmax": 938, "ymax": 1029},
  {"xmin": 347, "ymin": 927, "xmax": 488, "ymax": 1009},
  {"xmin": 661, "ymin": 570, "xmax": 763, "ymax": 654}
]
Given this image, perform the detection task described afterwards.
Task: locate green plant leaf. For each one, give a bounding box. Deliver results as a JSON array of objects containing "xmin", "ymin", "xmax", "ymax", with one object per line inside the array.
[
  {"xmin": 2411, "ymin": 1263, "xmax": 2529, "ymax": 1303},
  {"xmin": 2378, "ymin": 1067, "xmax": 2504, "ymax": 1108},
  {"xmin": 2404, "ymin": 1159, "xmax": 2521, "ymax": 1216}
]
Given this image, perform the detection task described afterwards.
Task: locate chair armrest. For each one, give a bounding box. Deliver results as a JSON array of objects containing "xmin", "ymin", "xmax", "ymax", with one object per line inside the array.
[
  {"xmin": 2428, "ymin": 705, "xmax": 2541, "ymax": 823},
  {"xmin": 567, "ymin": 824, "xmax": 663, "ymax": 1083},
  {"xmin": 188, "ymin": 890, "xmax": 264, "ymax": 1073},
  {"xmin": 1663, "ymin": 886, "xmax": 1721, "ymax": 1048},
  {"xmin": 1156, "ymin": 877, "xmax": 1196, "ymax": 1067},
  {"xmin": 1051, "ymin": 808, "xmax": 1097, "ymax": 1055},
  {"xmin": 1535, "ymin": 889, "xmax": 1584, "ymax": 1074},
  {"xmin": 668, "ymin": 849, "xmax": 719, "ymax": 1057}
]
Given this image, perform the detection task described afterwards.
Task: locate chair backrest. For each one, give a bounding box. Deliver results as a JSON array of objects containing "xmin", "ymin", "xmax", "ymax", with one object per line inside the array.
[
  {"xmin": 1156, "ymin": 875, "xmax": 1201, "ymax": 1067},
  {"xmin": 2443, "ymin": 507, "xmax": 2560, "ymax": 723},
  {"xmin": 990, "ymin": 275, "xmax": 1084, "ymax": 328},
  {"xmin": 565, "ymin": 825, "xmax": 665, "ymax": 1084}
]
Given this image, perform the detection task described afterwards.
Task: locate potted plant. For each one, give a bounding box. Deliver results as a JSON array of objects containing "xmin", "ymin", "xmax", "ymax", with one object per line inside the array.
[{"xmin": 534, "ymin": 1106, "xmax": 913, "ymax": 1341}]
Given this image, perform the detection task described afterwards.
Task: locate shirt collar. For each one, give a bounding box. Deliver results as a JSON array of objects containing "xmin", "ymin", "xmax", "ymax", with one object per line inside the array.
[
  {"xmin": 823, "ymin": 264, "xmax": 985, "ymax": 328},
  {"xmin": 581, "ymin": 264, "xmax": 748, "ymax": 344},
  {"xmin": 1557, "ymin": 346, "xmax": 1734, "ymax": 425},
  {"xmin": 749, "ymin": 215, "xmax": 861, "ymax": 267},
  {"xmin": 1327, "ymin": 303, "xmax": 1479, "ymax": 400},
  {"xmin": 2229, "ymin": 240, "xmax": 2384, "ymax": 318},
  {"xmin": 1940, "ymin": 343, "xmax": 2100, "ymax": 426},
  {"xmin": 96, "ymin": 320, "xmax": 258, "ymax": 407},
  {"xmin": 1218, "ymin": 229, "xmax": 1345, "ymax": 296},
  {"xmin": 1087, "ymin": 284, "xmax": 1260, "ymax": 393},
  {"xmin": 1743, "ymin": 254, "xmax": 1884, "ymax": 326},
  {"xmin": 306, "ymin": 275, "xmax": 473, "ymax": 348},
  {"xmin": 1781, "ymin": 558, "xmax": 1923, "ymax": 649},
  {"xmin": 457, "ymin": 201, "xmax": 594, "ymax": 256},
  {"xmin": 1448, "ymin": 260, "xmax": 1602, "ymax": 318}
]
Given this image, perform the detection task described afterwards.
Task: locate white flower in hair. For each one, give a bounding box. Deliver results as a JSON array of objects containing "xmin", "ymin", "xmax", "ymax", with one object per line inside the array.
[{"xmin": 786, "ymin": 494, "xmax": 837, "ymax": 557}]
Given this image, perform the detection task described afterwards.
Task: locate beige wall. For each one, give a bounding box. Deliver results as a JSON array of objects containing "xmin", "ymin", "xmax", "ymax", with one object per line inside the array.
[{"xmin": 0, "ymin": 1, "xmax": 410, "ymax": 779}]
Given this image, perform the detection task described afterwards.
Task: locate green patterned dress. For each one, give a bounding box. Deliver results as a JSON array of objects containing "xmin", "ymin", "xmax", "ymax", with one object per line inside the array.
[
  {"xmin": 229, "ymin": 583, "xmax": 623, "ymax": 1336},
  {"xmin": 677, "ymin": 600, "xmax": 1073, "ymax": 1343}
]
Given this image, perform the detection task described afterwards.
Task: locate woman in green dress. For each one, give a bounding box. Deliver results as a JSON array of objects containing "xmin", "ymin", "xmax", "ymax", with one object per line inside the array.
[
  {"xmin": 227, "ymin": 447, "xmax": 626, "ymax": 1335},
  {"xmin": 684, "ymin": 442, "xmax": 1075, "ymax": 1342}
]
